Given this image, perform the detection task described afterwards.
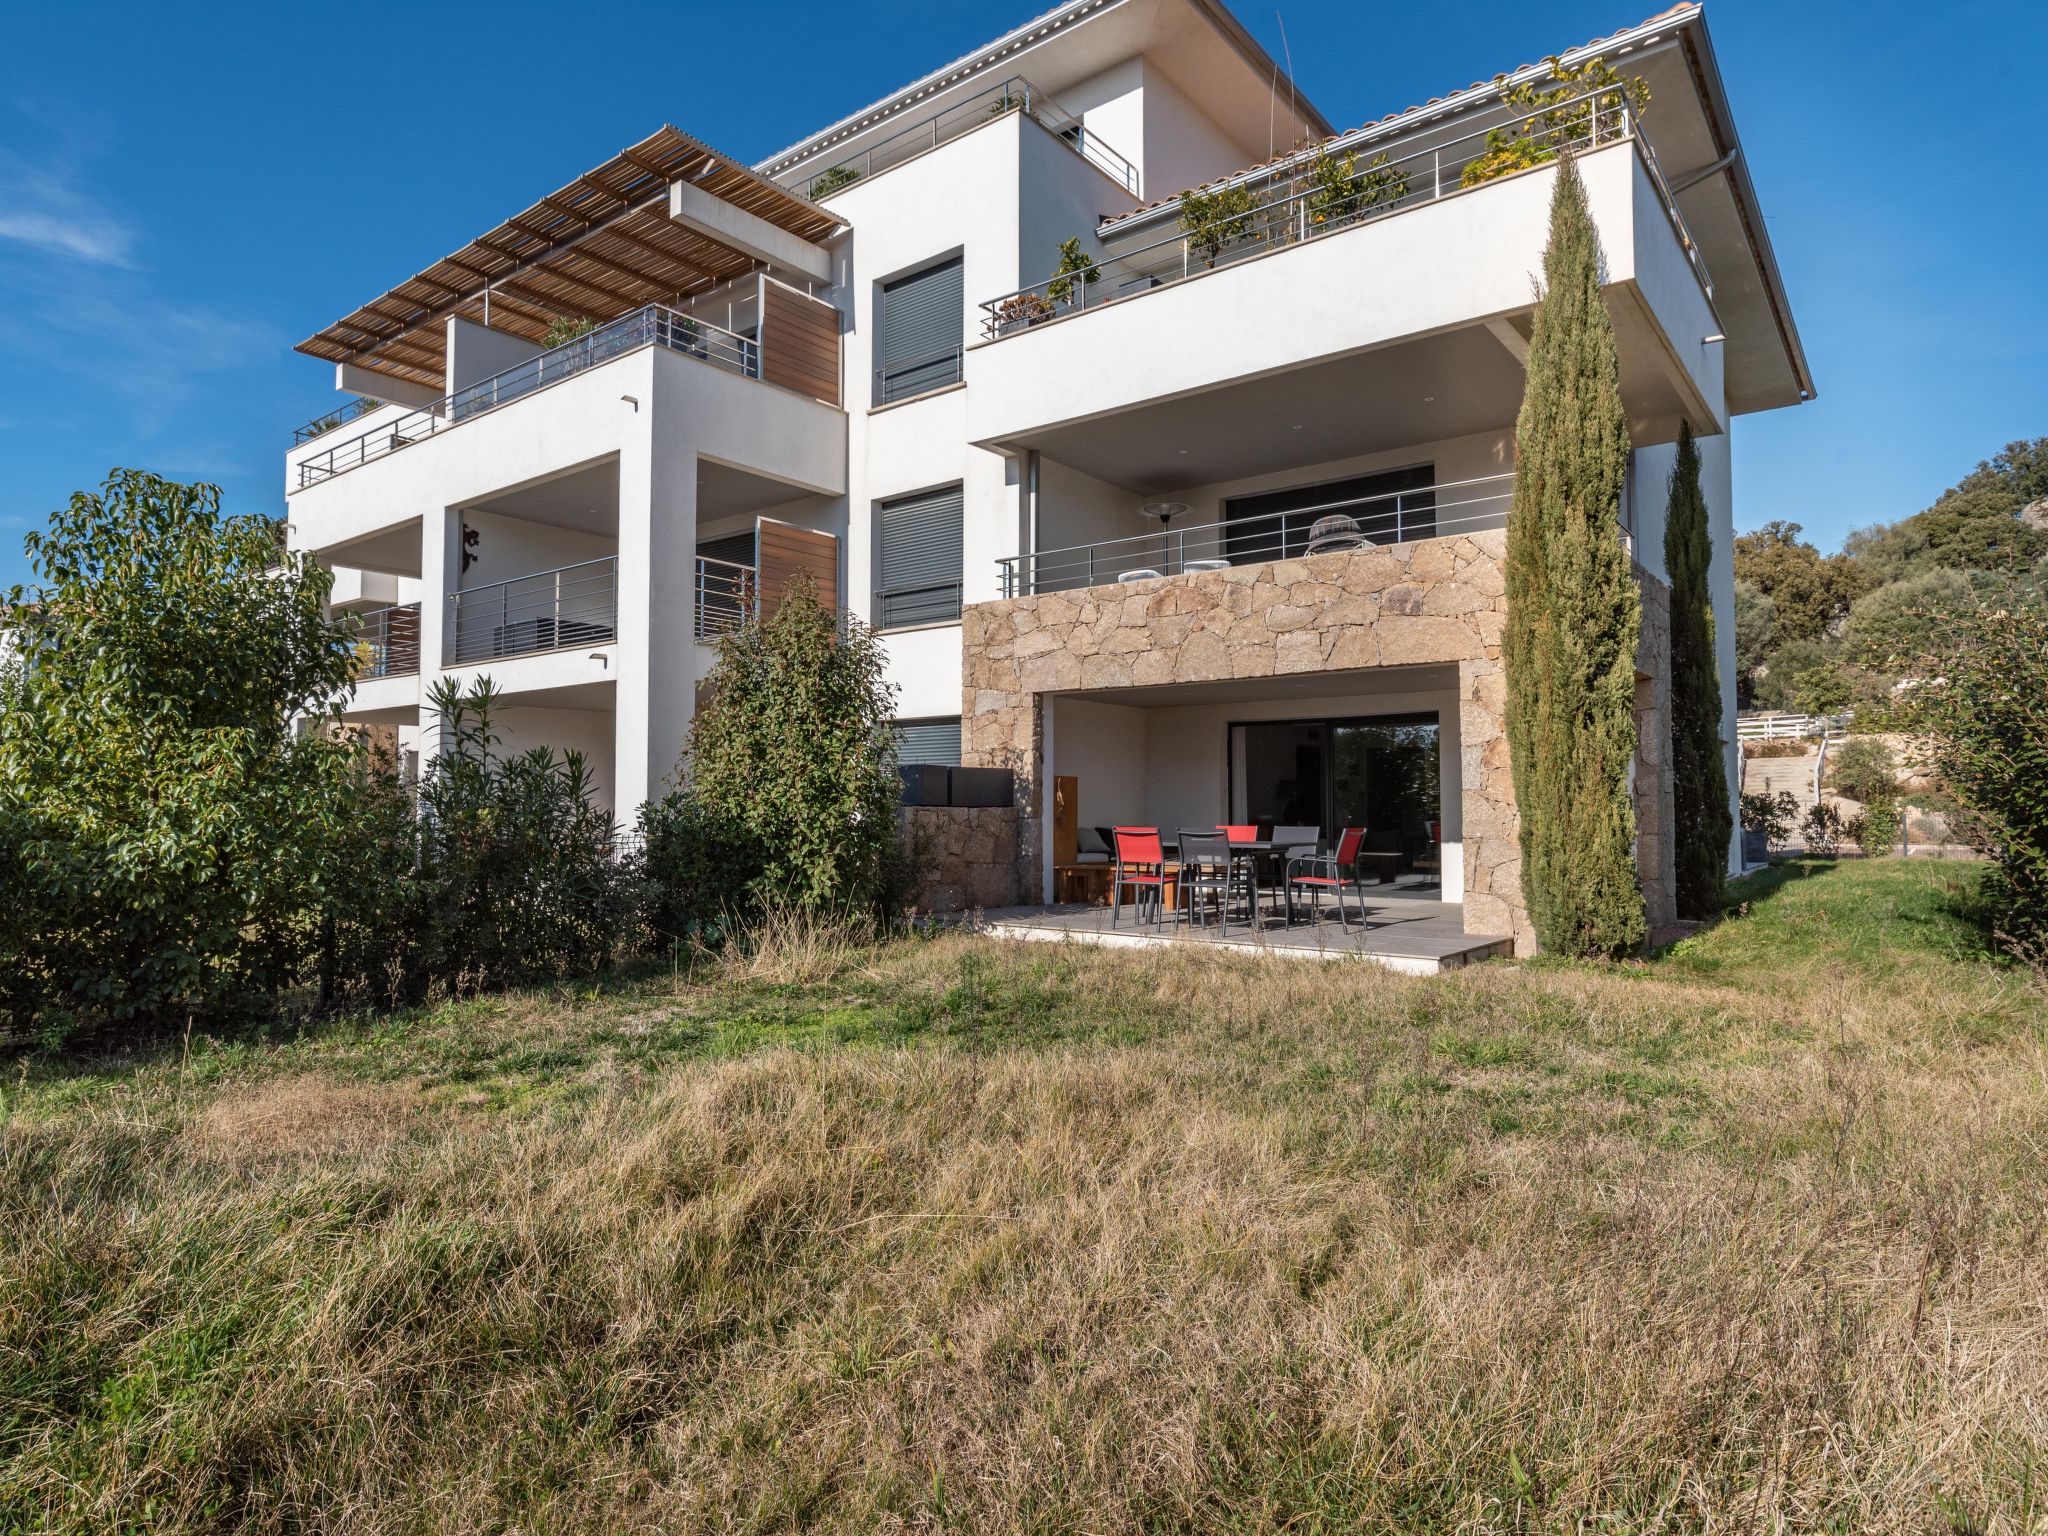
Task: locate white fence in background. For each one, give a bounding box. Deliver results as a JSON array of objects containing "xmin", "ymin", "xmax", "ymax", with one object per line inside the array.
[{"xmin": 1737, "ymin": 712, "xmax": 1853, "ymax": 742}]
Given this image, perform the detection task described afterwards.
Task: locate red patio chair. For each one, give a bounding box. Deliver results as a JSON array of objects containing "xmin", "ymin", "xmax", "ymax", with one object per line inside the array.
[
  {"xmin": 1217, "ymin": 824, "xmax": 1259, "ymax": 844},
  {"xmin": 1112, "ymin": 826, "xmax": 1174, "ymax": 929},
  {"xmin": 1285, "ymin": 826, "xmax": 1371, "ymax": 930}
]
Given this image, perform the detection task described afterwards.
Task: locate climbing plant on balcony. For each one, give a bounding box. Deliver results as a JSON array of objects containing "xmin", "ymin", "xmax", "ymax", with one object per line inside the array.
[
  {"xmin": 1461, "ymin": 55, "xmax": 1650, "ymax": 188},
  {"xmin": 1303, "ymin": 148, "xmax": 1409, "ymax": 227},
  {"xmin": 1178, "ymin": 182, "xmax": 1260, "ymax": 268},
  {"xmin": 1502, "ymin": 153, "xmax": 1646, "ymax": 958}
]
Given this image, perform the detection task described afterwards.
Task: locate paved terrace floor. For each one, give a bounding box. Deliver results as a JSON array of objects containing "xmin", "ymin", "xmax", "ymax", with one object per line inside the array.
[{"xmin": 976, "ymin": 882, "xmax": 1510, "ymax": 975}]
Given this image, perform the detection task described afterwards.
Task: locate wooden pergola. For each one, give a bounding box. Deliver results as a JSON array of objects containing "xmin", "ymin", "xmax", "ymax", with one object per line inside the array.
[{"xmin": 296, "ymin": 125, "xmax": 840, "ymax": 395}]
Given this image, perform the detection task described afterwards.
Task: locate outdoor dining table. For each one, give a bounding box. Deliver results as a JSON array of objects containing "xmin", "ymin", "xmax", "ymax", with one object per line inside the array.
[{"xmin": 1161, "ymin": 837, "xmax": 1281, "ymax": 926}]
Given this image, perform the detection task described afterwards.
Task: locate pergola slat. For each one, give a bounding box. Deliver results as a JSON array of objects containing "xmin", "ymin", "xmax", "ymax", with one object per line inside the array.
[{"xmin": 297, "ymin": 123, "xmax": 840, "ymax": 392}]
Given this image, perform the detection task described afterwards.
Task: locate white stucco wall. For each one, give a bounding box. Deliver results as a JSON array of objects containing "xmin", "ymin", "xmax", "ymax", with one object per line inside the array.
[
  {"xmin": 965, "ymin": 144, "xmax": 1708, "ymax": 448},
  {"xmin": 488, "ymin": 703, "xmax": 619, "ymax": 815},
  {"xmin": 1048, "ymin": 696, "xmax": 1151, "ymax": 832}
]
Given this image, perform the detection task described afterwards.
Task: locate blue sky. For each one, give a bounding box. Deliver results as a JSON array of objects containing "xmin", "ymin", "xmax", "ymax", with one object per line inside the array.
[{"xmin": 2, "ymin": 0, "xmax": 2041, "ymax": 589}]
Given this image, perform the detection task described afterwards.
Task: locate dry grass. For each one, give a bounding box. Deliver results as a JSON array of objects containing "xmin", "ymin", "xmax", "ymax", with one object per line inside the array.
[{"xmin": 2, "ymin": 860, "xmax": 2044, "ymax": 1532}]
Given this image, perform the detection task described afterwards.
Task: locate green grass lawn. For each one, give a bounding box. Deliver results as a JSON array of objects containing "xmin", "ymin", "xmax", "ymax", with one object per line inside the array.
[{"xmin": 3, "ymin": 859, "xmax": 2043, "ymax": 1533}]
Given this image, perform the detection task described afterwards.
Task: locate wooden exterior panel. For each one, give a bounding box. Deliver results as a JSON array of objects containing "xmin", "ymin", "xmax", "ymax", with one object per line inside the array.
[
  {"xmin": 756, "ymin": 520, "xmax": 840, "ymax": 614},
  {"xmin": 759, "ymin": 279, "xmax": 842, "ymax": 406}
]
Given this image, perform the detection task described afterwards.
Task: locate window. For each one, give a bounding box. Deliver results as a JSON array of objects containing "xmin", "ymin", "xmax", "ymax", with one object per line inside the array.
[
  {"xmin": 876, "ymin": 255, "xmax": 963, "ymax": 403},
  {"xmin": 876, "ymin": 485, "xmax": 963, "ymax": 627},
  {"xmin": 1223, "ymin": 464, "xmax": 1437, "ymax": 563},
  {"xmin": 1230, "ymin": 713, "xmax": 1442, "ymax": 866},
  {"xmin": 892, "ymin": 717, "xmax": 962, "ymax": 766}
]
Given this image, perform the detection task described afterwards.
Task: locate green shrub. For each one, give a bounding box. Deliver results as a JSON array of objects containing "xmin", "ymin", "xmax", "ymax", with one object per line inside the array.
[
  {"xmin": 1802, "ymin": 801, "xmax": 1847, "ymax": 858},
  {"xmin": 687, "ymin": 576, "xmax": 904, "ymax": 917},
  {"xmin": 1849, "ymin": 799, "xmax": 1903, "ymax": 856},
  {"xmin": 1827, "ymin": 737, "xmax": 1898, "ymax": 806},
  {"xmin": 637, "ymin": 792, "xmax": 762, "ymax": 952},
  {"xmin": 326, "ymin": 679, "xmax": 645, "ymax": 1008},
  {"xmin": 1920, "ymin": 595, "xmax": 2048, "ymax": 968},
  {"xmin": 1741, "ymin": 790, "xmax": 1800, "ymax": 850}
]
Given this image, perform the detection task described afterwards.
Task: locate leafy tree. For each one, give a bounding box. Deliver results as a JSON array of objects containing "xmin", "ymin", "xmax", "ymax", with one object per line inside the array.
[
  {"xmin": 1920, "ymin": 591, "xmax": 2048, "ymax": 969},
  {"xmin": 1502, "ymin": 154, "xmax": 1645, "ymax": 958},
  {"xmin": 1840, "ymin": 568, "xmax": 1976, "ymax": 670},
  {"xmin": 687, "ymin": 577, "xmax": 902, "ymax": 914},
  {"xmin": 1663, "ymin": 426, "xmax": 1731, "ymax": 918},
  {"xmin": 0, "ymin": 471, "xmax": 363, "ymax": 1041},
  {"xmin": 1734, "ymin": 520, "xmax": 1870, "ymax": 643},
  {"xmin": 1750, "ymin": 637, "xmax": 1836, "ymax": 711},
  {"xmin": 1732, "ymin": 578, "xmax": 1776, "ymax": 699},
  {"xmin": 1902, "ymin": 439, "xmax": 2048, "ymax": 574}
]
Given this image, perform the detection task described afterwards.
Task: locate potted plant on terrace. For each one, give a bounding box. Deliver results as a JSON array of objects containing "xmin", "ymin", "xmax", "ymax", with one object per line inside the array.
[
  {"xmin": 1177, "ymin": 182, "xmax": 1260, "ymax": 268},
  {"xmin": 1045, "ymin": 237, "xmax": 1100, "ymax": 308},
  {"xmin": 1460, "ymin": 55, "xmax": 1650, "ymax": 188},
  {"xmin": 1302, "ymin": 148, "xmax": 1410, "ymax": 228}
]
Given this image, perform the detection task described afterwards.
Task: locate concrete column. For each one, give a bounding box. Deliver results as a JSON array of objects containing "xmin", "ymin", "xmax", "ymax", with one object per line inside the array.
[
  {"xmin": 414, "ymin": 508, "xmax": 462, "ymax": 767},
  {"xmin": 613, "ymin": 397, "xmax": 694, "ymax": 817}
]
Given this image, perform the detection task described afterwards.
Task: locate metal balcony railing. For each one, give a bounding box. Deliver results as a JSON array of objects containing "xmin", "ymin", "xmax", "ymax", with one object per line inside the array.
[
  {"xmin": 344, "ymin": 601, "xmax": 421, "ymax": 679},
  {"xmin": 997, "ymin": 472, "xmax": 1515, "ymax": 597},
  {"xmin": 446, "ymin": 557, "xmax": 617, "ymax": 666},
  {"xmin": 694, "ymin": 555, "xmax": 756, "ymax": 639},
  {"xmin": 294, "ymin": 397, "xmax": 382, "ymax": 444},
  {"xmin": 295, "ymin": 308, "xmax": 758, "ymax": 488},
  {"xmin": 978, "ymin": 88, "xmax": 1709, "ymax": 339},
  {"xmin": 789, "ymin": 75, "xmax": 1137, "ymax": 200}
]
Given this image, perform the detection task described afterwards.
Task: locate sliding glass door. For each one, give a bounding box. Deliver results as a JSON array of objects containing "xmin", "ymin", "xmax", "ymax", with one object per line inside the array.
[{"xmin": 1230, "ymin": 713, "xmax": 1440, "ymax": 864}]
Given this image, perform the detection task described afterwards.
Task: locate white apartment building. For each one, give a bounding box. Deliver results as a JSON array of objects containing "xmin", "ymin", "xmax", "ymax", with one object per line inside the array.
[{"xmin": 285, "ymin": 0, "xmax": 1811, "ymax": 952}]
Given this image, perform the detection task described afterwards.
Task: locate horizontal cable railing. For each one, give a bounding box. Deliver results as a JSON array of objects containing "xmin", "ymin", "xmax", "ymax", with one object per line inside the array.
[
  {"xmin": 344, "ymin": 601, "xmax": 421, "ymax": 679},
  {"xmin": 997, "ymin": 472, "xmax": 1516, "ymax": 597},
  {"xmin": 295, "ymin": 308, "xmax": 758, "ymax": 488},
  {"xmin": 694, "ymin": 555, "xmax": 756, "ymax": 639},
  {"xmin": 789, "ymin": 75, "xmax": 1137, "ymax": 200},
  {"xmin": 446, "ymin": 557, "xmax": 617, "ymax": 667},
  {"xmin": 979, "ymin": 89, "xmax": 1709, "ymax": 339}
]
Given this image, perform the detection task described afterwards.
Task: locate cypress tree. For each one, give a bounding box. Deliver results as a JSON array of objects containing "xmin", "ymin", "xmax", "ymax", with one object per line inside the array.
[
  {"xmin": 1501, "ymin": 154, "xmax": 1646, "ymax": 957},
  {"xmin": 1664, "ymin": 423, "xmax": 1732, "ymax": 918}
]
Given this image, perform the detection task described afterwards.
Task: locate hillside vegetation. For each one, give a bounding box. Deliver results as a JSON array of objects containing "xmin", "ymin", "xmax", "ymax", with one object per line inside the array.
[{"xmin": 3, "ymin": 859, "xmax": 2044, "ymax": 1533}]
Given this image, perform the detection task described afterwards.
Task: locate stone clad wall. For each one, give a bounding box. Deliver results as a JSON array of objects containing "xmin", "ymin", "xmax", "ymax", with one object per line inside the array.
[
  {"xmin": 958, "ymin": 527, "xmax": 1679, "ymax": 956},
  {"xmin": 900, "ymin": 805, "xmax": 1020, "ymax": 914},
  {"xmin": 962, "ymin": 531, "xmax": 1512, "ymax": 922}
]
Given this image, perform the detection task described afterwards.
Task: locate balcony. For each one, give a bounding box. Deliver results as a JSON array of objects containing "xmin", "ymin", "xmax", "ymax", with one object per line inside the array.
[
  {"xmin": 295, "ymin": 309, "xmax": 758, "ymax": 489},
  {"xmin": 1000, "ymin": 472, "xmax": 1513, "ymax": 597},
  {"xmin": 447, "ymin": 558, "xmax": 617, "ymax": 667},
  {"xmin": 694, "ymin": 555, "xmax": 756, "ymax": 640},
  {"xmin": 345, "ymin": 602, "xmax": 421, "ymax": 678},
  {"xmin": 977, "ymin": 88, "xmax": 1705, "ymax": 340},
  {"xmin": 784, "ymin": 74, "xmax": 1136, "ymax": 200}
]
